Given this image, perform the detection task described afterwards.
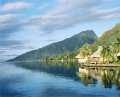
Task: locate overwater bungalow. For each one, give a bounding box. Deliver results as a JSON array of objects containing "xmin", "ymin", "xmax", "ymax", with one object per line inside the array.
[
  {"xmin": 90, "ymin": 46, "xmax": 102, "ymax": 63},
  {"xmin": 75, "ymin": 54, "xmax": 88, "ymax": 63},
  {"xmin": 90, "ymin": 46, "xmax": 120, "ymax": 63},
  {"xmin": 76, "ymin": 46, "xmax": 120, "ymax": 63}
]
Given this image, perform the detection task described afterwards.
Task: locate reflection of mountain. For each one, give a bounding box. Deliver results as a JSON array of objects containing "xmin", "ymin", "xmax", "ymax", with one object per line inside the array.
[
  {"xmin": 77, "ymin": 67, "xmax": 120, "ymax": 90},
  {"xmin": 13, "ymin": 62, "xmax": 80, "ymax": 81},
  {"xmin": 12, "ymin": 62, "xmax": 99, "ymax": 87}
]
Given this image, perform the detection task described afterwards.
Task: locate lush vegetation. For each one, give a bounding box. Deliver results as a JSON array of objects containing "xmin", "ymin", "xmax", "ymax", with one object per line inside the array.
[
  {"xmin": 90, "ymin": 23, "xmax": 120, "ymax": 52},
  {"xmin": 113, "ymin": 37, "xmax": 120, "ymax": 57},
  {"xmin": 100, "ymin": 45, "xmax": 114, "ymax": 63},
  {"xmin": 44, "ymin": 43, "xmax": 91, "ymax": 61},
  {"xmin": 44, "ymin": 51, "xmax": 79, "ymax": 61},
  {"xmin": 46, "ymin": 37, "xmax": 120, "ymax": 64},
  {"xmin": 7, "ymin": 30, "xmax": 97, "ymax": 62},
  {"xmin": 100, "ymin": 37, "xmax": 120, "ymax": 63}
]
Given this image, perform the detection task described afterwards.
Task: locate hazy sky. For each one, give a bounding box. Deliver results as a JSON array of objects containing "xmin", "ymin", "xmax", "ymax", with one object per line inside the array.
[{"xmin": 0, "ymin": 0, "xmax": 120, "ymax": 61}]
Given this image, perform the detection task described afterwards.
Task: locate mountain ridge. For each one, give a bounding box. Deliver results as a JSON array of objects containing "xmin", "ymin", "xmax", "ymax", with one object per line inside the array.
[{"xmin": 7, "ymin": 30, "xmax": 98, "ymax": 62}]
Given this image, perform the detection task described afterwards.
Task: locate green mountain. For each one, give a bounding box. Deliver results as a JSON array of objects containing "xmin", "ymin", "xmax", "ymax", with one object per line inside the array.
[
  {"xmin": 90, "ymin": 23, "xmax": 120, "ymax": 52},
  {"xmin": 7, "ymin": 30, "xmax": 98, "ymax": 62}
]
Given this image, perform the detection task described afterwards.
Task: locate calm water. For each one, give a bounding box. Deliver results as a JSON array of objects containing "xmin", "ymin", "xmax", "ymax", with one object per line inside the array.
[{"xmin": 0, "ymin": 61, "xmax": 120, "ymax": 97}]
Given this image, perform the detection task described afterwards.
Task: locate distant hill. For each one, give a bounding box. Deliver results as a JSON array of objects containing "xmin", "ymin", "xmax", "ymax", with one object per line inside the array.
[
  {"xmin": 90, "ymin": 23, "xmax": 120, "ymax": 52},
  {"xmin": 7, "ymin": 30, "xmax": 98, "ymax": 62}
]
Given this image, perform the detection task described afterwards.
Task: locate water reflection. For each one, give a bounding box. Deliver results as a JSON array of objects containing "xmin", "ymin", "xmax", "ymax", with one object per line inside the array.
[
  {"xmin": 12, "ymin": 61, "xmax": 81, "ymax": 81},
  {"xmin": 12, "ymin": 61, "xmax": 120, "ymax": 90},
  {"xmin": 77, "ymin": 67, "xmax": 120, "ymax": 90},
  {"xmin": 0, "ymin": 62, "xmax": 120, "ymax": 97}
]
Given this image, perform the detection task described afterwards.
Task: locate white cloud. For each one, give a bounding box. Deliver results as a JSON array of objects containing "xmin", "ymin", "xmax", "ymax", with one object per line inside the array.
[
  {"xmin": 25, "ymin": 0, "xmax": 120, "ymax": 34},
  {"xmin": 0, "ymin": 2, "xmax": 32, "ymax": 12},
  {"xmin": 0, "ymin": 14, "xmax": 23, "ymax": 23},
  {"xmin": 48, "ymin": 0, "xmax": 107, "ymax": 15},
  {"xmin": 0, "ymin": 0, "xmax": 120, "ymax": 35}
]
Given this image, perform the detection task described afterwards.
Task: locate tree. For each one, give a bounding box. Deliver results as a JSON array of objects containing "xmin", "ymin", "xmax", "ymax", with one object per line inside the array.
[
  {"xmin": 64, "ymin": 51, "xmax": 69, "ymax": 60},
  {"xmin": 100, "ymin": 45, "xmax": 114, "ymax": 63},
  {"xmin": 100, "ymin": 46, "xmax": 106, "ymax": 62},
  {"xmin": 113, "ymin": 37, "xmax": 120, "ymax": 57},
  {"xmin": 43, "ymin": 56, "xmax": 49, "ymax": 61},
  {"xmin": 80, "ymin": 45, "xmax": 92, "ymax": 60},
  {"xmin": 49, "ymin": 55, "xmax": 57, "ymax": 60}
]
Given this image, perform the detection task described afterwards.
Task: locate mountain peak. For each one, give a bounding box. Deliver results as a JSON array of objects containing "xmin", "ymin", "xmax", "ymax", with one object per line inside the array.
[{"xmin": 7, "ymin": 30, "xmax": 98, "ymax": 62}]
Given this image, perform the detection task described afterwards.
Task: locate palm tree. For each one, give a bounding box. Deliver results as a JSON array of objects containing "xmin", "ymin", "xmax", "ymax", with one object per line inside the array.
[
  {"xmin": 108, "ymin": 52, "xmax": 115, "ymax": 62},
  {"xmin": 80, "ymin": 45, "xmax": 92, "ymax": 61},
  {"xmin": 100, "ymin": 46, "xmax": 106, "ymax": 62},
  {"xmin": 113, "ymin": 37, "xmax": 120, "ymax": 57},
  {"xmin": 100, "ymin": 45, "xmax": 114, "ymax": 63},
  {"xmin": 87, "ymin": 48, "xmax": 92, "ymax": 57}
]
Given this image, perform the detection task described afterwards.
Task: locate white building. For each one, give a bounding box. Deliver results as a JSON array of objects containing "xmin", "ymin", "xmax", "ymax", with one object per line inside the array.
[
  {"xmin": 76, "ymin": 46, "xmax": 120, "ymax": 63},
  {"xmin": 75, "ymin": 54, "xmax": 88, "ymax": 63}
]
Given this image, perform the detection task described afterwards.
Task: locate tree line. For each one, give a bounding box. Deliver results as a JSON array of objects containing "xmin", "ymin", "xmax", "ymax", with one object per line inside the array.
[
  {"xmin": 43, "ymin": 50, "xmax": 79, "ymax": 61},
  {"xmin": 43, "ymin": 37, "xmax": 120, "ymax": 64}
]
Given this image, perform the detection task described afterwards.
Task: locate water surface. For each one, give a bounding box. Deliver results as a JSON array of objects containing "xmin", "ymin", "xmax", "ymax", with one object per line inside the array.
[{"xmin": 0, "ymin": 61, "xmax": 120, "ymax": 97}]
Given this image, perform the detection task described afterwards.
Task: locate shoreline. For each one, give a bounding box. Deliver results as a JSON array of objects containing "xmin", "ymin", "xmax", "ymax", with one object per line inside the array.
[
  {"xmin": 83, "ymin": 64, "xmax": 120, "ymax": 67},
  {"xmin": 2, "ymin": 60, "xmax": 120, "ymax": 68}
]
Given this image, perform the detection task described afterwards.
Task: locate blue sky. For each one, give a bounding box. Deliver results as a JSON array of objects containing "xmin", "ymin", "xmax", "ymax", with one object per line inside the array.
[{"xmin": 0, "ymin": 0, "xmax": 120, "ymax": 61}]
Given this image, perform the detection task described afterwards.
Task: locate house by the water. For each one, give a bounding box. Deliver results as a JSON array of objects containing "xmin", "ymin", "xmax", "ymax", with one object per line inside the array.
[
  {"xmin": 75, "ymin": 54, "xmax": 88, "ymax": 63},
  {"xmin": 76, "ymin": 46, "xmax": 120, "ymax": 63},
  {"xmin": 90, "ymin": 46, "xmax": 102, "ymax": 63}
]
